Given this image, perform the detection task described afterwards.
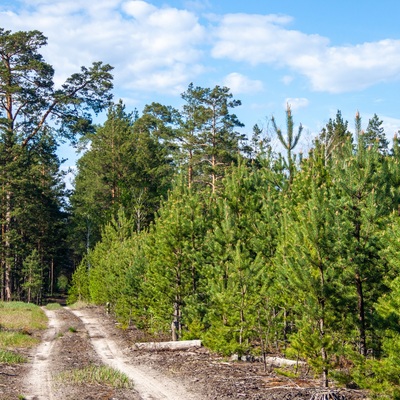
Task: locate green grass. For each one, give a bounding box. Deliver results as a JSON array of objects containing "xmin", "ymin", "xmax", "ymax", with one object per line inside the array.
[
  {"xmin": 68, "ymin": 326, "xmax": 77, "ymax": 333},
  {"xmin": 0, "ymin": 349, "xmax": 27, "ymax": 363},
  {"xmin": 274, "ymin": 367, "xmax": 299, "ymax": 379},
  {"xmin": 45, "ymin": 302, "xmax": 62, "ymax": 310},
  {"xmin": 58, "ymin": 365, "xmax": 133, "ymax": 389},
  {"xmin": 0, "ymin": 331, "xmax": 39, "ymax": 348}
]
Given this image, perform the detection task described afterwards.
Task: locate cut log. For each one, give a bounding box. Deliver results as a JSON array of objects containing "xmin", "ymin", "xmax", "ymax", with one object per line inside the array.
[
  {"xmin": 230, "ymin": 354, "xmax": 305, "ymax": 366},
  {"xmin": 133, "ymin": 339, "xmax": 202, "ymax": 351},
  {"xmin": 264, "ymin": 356, "xmax": 305, "ymax": 367}
]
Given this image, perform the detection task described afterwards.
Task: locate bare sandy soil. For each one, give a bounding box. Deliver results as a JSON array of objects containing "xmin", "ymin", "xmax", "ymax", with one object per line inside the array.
[{"xmin": 1, "ymin": 305, "xmax": 368, "ymax": 400}]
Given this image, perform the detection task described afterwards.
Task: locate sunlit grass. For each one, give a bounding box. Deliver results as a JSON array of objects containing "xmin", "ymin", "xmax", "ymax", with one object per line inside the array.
[
  {"xmin": 0, "ymin": 349, "xmax": 27, "ymax": 363},
  {"xmin": 67, "ymin": 300, "xmax": 89, "ymax": 309},
  {"xmin": 58, "ymin": 365, "xmax": 133, "ymax": 389},
  {"xmin": 0, "ymin": 301, "xmax": 47, "ymax": 331},
  {"xmin": 45, "ymin": 302, "xmax": 62, "ymax": 310}
]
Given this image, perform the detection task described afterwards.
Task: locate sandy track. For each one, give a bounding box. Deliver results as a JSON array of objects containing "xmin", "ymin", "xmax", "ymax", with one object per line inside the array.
[
  {"xmin": 23, "ymin": 308, "xmax": 61, "ymax": 400},
  {"xmin": 69, "ymin": 307, "xmax": 202, "ymax": 400},
  {"xmin": 23, "ymin": 307, "xmax": 201, "ymax": 400}
]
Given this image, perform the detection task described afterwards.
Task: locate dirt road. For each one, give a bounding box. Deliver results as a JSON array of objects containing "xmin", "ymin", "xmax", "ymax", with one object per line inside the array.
[
  {"xmin": 22, "ymin": 306, "xmax": 202, "ymax": 400},
  {"xmin": 17, "ymin": 305, "xmax": 366, "ymax": 400}
]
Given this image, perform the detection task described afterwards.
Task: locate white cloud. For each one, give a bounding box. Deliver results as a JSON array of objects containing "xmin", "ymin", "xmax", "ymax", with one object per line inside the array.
[
  {"xmin": 183, "ymin": 0, "xmax": 212, "ymax": 11},
  {"xmin": 122, "ymin": 1, "xmax": 156, "ymax": 18},
  {"xmin": 223, "ymin": 72, "xmax": 263, "ymax": 94},
  {"xmin": 285, "ymin": 98, "xmax": 309, "ymax": 111},
  {"xmin": 212, "ymin": 13, "xmax": 400, "ymax": 93},
  {"xmin": 3, "ymin": 3, "xmax": 400, "ymax": 96},
  {"xmin": 60, "ymin": 165, "xmax": 76, "ymax": 191},
  {"xmin": 212, "ymin": 13, "xmax": 327, "ymax": 66},
  {"xmin": 282, "ymin": 75, "xmax": 294, "ymax": 85},
  {"xmin": 381, "ymin": 116, "xmax": 400, "ymax": 138},
  {"xmin": 299, "ymin": 40, "xmax": 400, "ymax": 93},
  {"xmin": 1, "ymin": 0, "xmax": 206, "ymax": 94}
]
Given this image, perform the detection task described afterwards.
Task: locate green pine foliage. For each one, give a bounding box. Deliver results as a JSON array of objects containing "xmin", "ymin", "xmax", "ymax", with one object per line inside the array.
[
  {"xmin": 67, "ymin": 260, "xmax": 90, "ymax": 305},
  {"xmin": 180, "ymin": 83, "xmax": 245, "ymax": 192},
  {"xmin": 21, "ymin": 250, "xmax": 43, "ymax": 304},
  {"xmin": 276, "ymin": 154, "xmax": 343, "ymax": 387},
  {"xmin": 271, "ymin": 104, "xmax": 303, "ymax": 185},
  {"xmin": 331, "ymin": 134, "xmax": 390, "ymax": 358},
  {"xmin": 143, "ymin": 180, "xmax": 209, "ymax": 339},
  {"xmin": 351, "ymin": 215, "xmax": 400, "ymax": 397},
  {"xmin": 202, "ymin": 162, "xmax": 273, "ymax": 355},
  {"xmin": 70, "ymin": 100, "xmax": 173, "ymax": 256},
  {"xmin": 86, "ymin": 210, "xmax": 147, "ymax": 325},
  {"xmin": 0, "ymin": 27, "xmax": 113, "ymax": 301}
]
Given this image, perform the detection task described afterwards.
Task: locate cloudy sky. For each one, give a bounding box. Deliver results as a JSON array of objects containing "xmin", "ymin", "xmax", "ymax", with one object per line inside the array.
[{"xmin": 2, "ymin": 0, "xmax": 400, "ymax": 165}]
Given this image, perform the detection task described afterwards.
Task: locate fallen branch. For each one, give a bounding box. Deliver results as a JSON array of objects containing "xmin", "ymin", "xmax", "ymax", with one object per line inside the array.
[{"xmin": 264, "ymin": 385, "xmax": 311, "ymax": 391}]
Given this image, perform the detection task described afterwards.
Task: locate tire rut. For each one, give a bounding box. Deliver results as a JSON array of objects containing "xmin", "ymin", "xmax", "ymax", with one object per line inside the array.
[{"xmin": 23, "ymin": 308, "xmax": 61, "ymax": 400}]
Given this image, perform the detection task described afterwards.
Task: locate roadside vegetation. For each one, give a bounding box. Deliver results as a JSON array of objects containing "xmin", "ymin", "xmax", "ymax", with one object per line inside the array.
[
  {"xmin": 57, "ymin": 365, "xmax": 133, "ymax": 389},
  {"xmin": 45, "ymin": 303, "xmax": 62, "ymax": 310},
  {"xmin": 0, "ymin": 302, "xmax": 47, "ymax": 364}
]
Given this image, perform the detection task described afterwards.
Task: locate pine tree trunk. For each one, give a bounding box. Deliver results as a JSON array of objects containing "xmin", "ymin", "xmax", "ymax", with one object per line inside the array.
[
  {"xmin": 355, "ymin": 274, "xmax": 367, "ymax": 356},
  {"xmin": 283, "ymin": 307, "xmax": 288, "ymax": 347},
  {"xmin": 50, "ymin": 257, "xmax": 54, "ymax": 296},
  {"xmin": 353, "ymin": 203, "xmax": 367, "ymax": 357},
  {"xmin": 211, "ymin": 153, "xmax": 216, "ymax": 193},
  {"xmin": 4, "ymin": 191, "xmax": 12, "ymax": 301},
  {"xmin": 1, "ymin": 219, "xmax": 5, "ymax": 301},
  {"xmin": 188, "ymin": 149, "xmax": 193, "ymax": 189},
  {"xmin": 172, "ymin": 297, "xmax": 180, "ymax": 341},
  {"xmin": 319, "ymin": 264, "xmax": 329, "ymax": 388},
  {"xmin": 4, "ymin": 264, "xmax": 11, "ymax": 301},
  {"xmin": 321, "ymin": 349, "xmax": 328, "ymax": 388},
  {"xmin": 320, "ymin": 317, "xmax": 329, "ymax": 388},
  {"xmin": 27, "ymin": 284, "xmax": 31, "ymax": 303}
]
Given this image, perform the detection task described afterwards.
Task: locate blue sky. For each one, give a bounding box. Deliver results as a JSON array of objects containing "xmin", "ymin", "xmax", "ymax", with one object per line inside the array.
[{"xmin": 2, "ymin": 0, "xmax": 400, "ymax": 174}]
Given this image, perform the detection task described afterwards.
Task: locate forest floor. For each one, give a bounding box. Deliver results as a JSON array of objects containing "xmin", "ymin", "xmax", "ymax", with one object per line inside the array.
[{"xmin": 1, "ymin": 304, "xmax": 369, "ymax": 400}]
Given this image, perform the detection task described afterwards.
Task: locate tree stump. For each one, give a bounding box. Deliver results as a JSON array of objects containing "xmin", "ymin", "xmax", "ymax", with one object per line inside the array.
[{"xmin": 310, "ymin": 391, "xmax": 346, "ymax": 400}]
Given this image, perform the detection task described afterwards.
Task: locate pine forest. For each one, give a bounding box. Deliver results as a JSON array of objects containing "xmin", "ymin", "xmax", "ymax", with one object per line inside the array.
[{"xmin": 1, "ymin": 28, "xmax": 400, "ymax": 397}]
